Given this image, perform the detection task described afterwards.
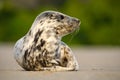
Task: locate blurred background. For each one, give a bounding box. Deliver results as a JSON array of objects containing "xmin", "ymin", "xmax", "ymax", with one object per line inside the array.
[{"xmin": 0, "ymin": 0, "xmax": 120, "ymax": 46}]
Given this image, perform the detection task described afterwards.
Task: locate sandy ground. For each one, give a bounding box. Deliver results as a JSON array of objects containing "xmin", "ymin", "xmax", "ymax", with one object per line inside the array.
[{"xmin": 0, "ymin": 44, "xmax": 120, "ymax": 80}]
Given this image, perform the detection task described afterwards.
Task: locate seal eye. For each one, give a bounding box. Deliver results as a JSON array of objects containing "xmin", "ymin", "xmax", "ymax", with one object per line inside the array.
[{"xmin": 60, "ymin": 15, "xmax": 64, "ymax": 20}]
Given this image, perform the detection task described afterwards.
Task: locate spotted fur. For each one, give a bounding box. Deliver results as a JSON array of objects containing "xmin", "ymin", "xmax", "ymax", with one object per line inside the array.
[{"xmin": 14, "ymin": 11, "xmax": 80, "ymax": 71}]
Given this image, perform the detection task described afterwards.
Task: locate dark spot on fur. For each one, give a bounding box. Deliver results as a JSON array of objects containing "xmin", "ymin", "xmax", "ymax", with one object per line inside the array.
[
  {"xmin": 36, "ymin": 55, "xmax": 41, "ymax": 63},
  {"xmin": 67, "ymin": 48, "xmax": 71, "ymax": 51},
  {"xmin": 41, "ymin": 60, "xmax": 47, "ymax": 67},
  {"xmin": 40, "ymin": 39, "xmax": 46, "ymax": 47},
  {"xmin": 40, "ymin": 20, "xmax": 43, "ymax": 23},
  {"xmin": 55, "ymin": 47, "xmax": 59, "ymax": 58},
  {"xmin": 57, "ymin": 19, "xmax": 60, "ymax": 22},
  {"xmin": 55, "ymin": 30, "xmax": 59, "ymax": 34},
  {"xmin": 62, "ymin": 57, "xmax": 68, "ymax": 67},
  {"xmin": 54, "ymin": 42, "xmax": 58, "ymax": 45},
  {"xmin": 41, "ymin": 23, "xmax": 43, "ymax": 26},
  {"xmin": 20, "ymin": 49, "xmax": 22, "ymax": 53},
  {"xmin": 40, "ymin": 49, "xmax": 54, "ymax": 67},
  {"xmin": 33, "ymin": 39, "xmax": 46, "ymax": 51},
  {"xmin": 24, "ymin": 36, "xmax": 26, "ymax": 39},
  {"xmin": 24, "ymin": 49, "xmax": 29, "ymax": 62},
  {"xmin": 36, "ymin": 45, "xmax": 41, "ymax": 51},
  {"xmin": 47, "ymin": 21, "xmax": 51, "ymax": 23},
  {"xmin": 50, "ymin": 14, "xmax": 54, "ymax": 19},
  {"xmin": 39, "ymin": 20, "xmax": 44, "ymax": 26},
  {"xmin": 36, "ymin": 50, "xmax": 47, "ymax": 67},
  {"xmin": 23, "ymin": 36, "xmax": 26, "ymax": 43},
  {"xmin": 34, "ymin": 30, "xmax": 43, "ymax": 43},
  {"xmin": 29, "ymin": 30, "xmax": 31, "ymax": 36},
  {"xmin": 57, "ymin": 15, "xmax": 64, "ymax": 22}
]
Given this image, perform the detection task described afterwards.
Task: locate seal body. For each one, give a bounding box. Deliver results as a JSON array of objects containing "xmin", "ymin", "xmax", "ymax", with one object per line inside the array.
[{"xmin": 14, "ymin": 11, "xmax": 80, "ymax": 71}]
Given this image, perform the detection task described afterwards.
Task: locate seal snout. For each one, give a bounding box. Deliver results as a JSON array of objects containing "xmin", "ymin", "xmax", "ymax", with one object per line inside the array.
[
  {"xmin": 71, "ymin": 18, "xmax": 80, "ymax": 28},
  {"xmin": 72, "ymin": 18, "xmax": 80, "ymax": 23},
  {"xmin": 71, "ymin": 17, "xmax": 80, "ymax": 24}
]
